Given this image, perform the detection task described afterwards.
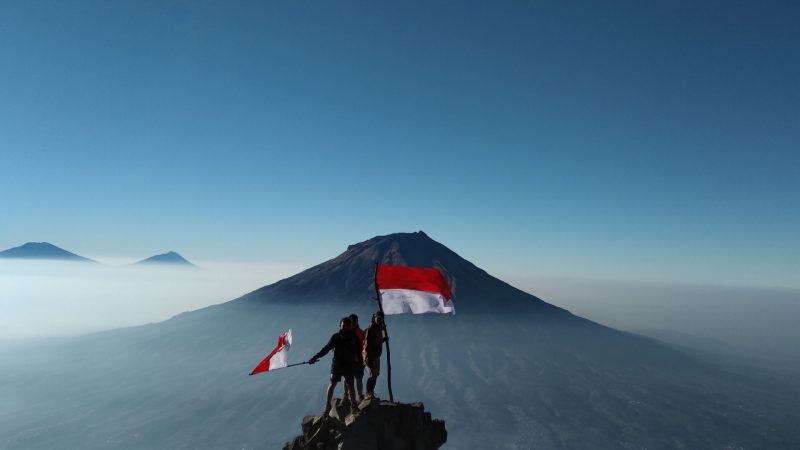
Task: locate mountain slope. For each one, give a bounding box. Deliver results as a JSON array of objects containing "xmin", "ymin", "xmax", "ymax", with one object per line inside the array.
[
  {"xmin": 238, "ymin": 231, "xmax": 556, "ymax": 314},
  {"xmin": 135, "ymin": 251, "xmax": 195, "ymax": 267},
  {"xmin": 0, "ymin": 242, "xmax": 95, "ymax": 262},
  {"xmin": 0, "ymin": 232, "xmax": 797, "ymax": 449}
]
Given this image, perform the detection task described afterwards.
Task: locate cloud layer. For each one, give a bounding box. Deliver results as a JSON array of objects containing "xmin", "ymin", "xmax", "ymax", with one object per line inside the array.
[{"xmin": 0, "ymin": 260, "xmax": 305, "ymax": 339}]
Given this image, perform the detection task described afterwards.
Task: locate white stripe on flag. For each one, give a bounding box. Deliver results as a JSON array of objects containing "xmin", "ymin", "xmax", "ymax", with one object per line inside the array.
[
  {"xmin": 380, "ymin": 289, "xmax": 455, "ymax": 315},
  {"xmin": 270, "ymin": 329, "xmax": 292, "ymax": 370}
]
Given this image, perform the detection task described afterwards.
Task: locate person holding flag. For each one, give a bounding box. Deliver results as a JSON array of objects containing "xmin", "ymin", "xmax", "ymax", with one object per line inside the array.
[
  {"xmin": 250, "ymin": 264, "xmax": 454, "ymax": 410},
  {"xmin": 349, "ymin": 313, "xmax": 366, "ymax": 403},
  {"xmin": 309, "ymin": 316, "xmax": 358, "ymax": 416},
  {"xmin": 363, "ymin": 311, "xmax": 387, "ymax": 400}
]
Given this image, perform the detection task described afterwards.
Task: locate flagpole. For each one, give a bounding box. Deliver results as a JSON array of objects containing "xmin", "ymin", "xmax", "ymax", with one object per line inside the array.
[
  {"xmin": 248, "ymin": 361, "xmax": 307, "ymax": 376},
  {"xmin": 374, "ymin": 262, "xmax": 394, "ymax": 403}
]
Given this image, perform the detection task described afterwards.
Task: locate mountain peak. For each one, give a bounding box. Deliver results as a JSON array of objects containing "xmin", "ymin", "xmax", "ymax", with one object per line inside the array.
[
  {"xmin": 135, "ymin": 251, "xmax": 195, "ymax": 267},
  {"xmin": 241, "ymin": 231, "xmax": 559, "ymax": 314},
  {"xmin": 345, "ymin": 231, "xmax": 431, "ymax": 251},
  {"xmin": 0, "ymin": 242, "xmax": 95, "ymax": 262},
  {"xmin": 24, "ymin": 241, "xmax": 56, "ymax": 248}
]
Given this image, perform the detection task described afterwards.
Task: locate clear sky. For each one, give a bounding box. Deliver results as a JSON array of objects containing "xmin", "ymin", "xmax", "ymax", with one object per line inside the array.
[{"xmin": 1, "ymin": 1, "xmax": 798, "ymax": 289}]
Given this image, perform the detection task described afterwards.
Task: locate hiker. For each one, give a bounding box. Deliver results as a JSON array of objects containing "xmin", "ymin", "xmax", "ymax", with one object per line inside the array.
[
  {"xmin": 349, "ymin": 313, "xmax": 366, "ymax": 402},
  {"xmin": 308, "ymin": 316, "xmax": 358, "ymax": 415},
  {"xmin": 364, "ymin": 311, "xmax": 387, "ymax": 400}
]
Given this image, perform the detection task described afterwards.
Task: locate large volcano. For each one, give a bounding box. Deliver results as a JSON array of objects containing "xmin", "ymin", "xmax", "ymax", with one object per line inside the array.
[
  {"xmin": 0, "ymin": 232, "xmax": 797, "ymax": 449},
  {"xmin": 237, "ymin": 231, "xmax": 556, "ymax": 314}
]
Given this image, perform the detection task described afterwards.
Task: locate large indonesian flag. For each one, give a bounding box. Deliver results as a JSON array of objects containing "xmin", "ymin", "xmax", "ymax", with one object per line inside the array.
[
  {"xmin": 249, "ymin": 329, "xmax": 292, "ymax": 375},
  {"xmin": 376, "ymin": 264, "xmax": 454, "ymax": 315}
]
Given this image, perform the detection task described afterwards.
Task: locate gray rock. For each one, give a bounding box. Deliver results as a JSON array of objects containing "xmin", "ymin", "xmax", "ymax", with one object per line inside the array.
[{"xmin": 283, "ymin": 399, "xmax": 447, "ymax": 450}]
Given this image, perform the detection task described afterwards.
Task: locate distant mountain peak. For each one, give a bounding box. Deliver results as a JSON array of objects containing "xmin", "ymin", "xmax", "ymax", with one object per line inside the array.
[
  {"xmin": 135, "ymin": 251, "xmax": 195, "ymax": 267},
  {"xmin": 0, "ymin": 242, "xmax": 95, "ymax": 262}
]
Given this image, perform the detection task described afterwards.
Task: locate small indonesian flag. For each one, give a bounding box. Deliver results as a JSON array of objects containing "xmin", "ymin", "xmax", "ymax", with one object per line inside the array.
[
  {"xmin": 376, "ymin": 264, "xmax": 455, "ymax": 315},
  {"xmin": 249, "ymin": 329, "xmax": 292, "ymax": 375}
]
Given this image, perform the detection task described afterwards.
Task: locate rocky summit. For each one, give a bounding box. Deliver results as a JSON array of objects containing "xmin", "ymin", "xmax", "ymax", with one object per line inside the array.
[{"xmin": 284, "ymin": 398, "xmax": 447, "ymax": 450}]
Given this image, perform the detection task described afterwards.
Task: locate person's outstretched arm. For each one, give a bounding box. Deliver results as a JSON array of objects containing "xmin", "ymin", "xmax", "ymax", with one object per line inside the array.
[{"xmin": 309, "ymin": 334, "xmax": 335, "ymax": 363}]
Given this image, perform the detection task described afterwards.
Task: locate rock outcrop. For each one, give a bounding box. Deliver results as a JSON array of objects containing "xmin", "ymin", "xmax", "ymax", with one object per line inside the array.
[{"xmin": 284, "ymin": 398, "xmax": 447, "ymax": 450}]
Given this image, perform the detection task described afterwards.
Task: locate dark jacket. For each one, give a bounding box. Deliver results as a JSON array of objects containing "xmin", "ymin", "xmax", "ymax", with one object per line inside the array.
[
  {"xmin": 364, "ymin": 323, "xmax": 384, "ymax": 358},
  {"xmin": 313, "ymin": 329, "xmax": 358, "ymax": 369}
]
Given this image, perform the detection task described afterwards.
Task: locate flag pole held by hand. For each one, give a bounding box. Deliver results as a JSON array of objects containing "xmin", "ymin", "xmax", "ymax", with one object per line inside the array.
[
  {"xmin": 374, "ymin": 262, "xmax": 394, "ymax": 403},
  {"xmin": 249, "ymin": 361, "xmax": 308, "ymax": 376},
  {"xmin": 285, "ymin": 361, "xmax": 310, "ymax": 369}
]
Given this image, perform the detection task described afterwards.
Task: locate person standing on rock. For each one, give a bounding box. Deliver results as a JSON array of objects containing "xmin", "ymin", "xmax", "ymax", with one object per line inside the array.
[
  {"xmin": 364, "ymin": 311, "xmax": 387, "ymax": 400},
  {"xmin": 349, "ymin": 314, "xmax": 366, "ymax": 403},
  {"xmin": 308, "ymin": 316, "xmax": 358, "ymax": 415}
]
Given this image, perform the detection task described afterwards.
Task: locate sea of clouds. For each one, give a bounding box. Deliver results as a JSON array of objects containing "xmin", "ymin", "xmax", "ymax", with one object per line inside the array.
[{"xmin": 0, "ymin": 259, "xmax": 305, "ymax": 339}]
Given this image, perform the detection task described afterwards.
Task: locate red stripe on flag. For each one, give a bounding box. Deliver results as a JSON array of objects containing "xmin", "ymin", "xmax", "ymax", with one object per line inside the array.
[
  {"xmin": 376, "ymin": 264, "xmax": 452, "ymax": 300},
  {"xmin": 250, "ymin": 331, "xmax": 287, "ymax": 375}
]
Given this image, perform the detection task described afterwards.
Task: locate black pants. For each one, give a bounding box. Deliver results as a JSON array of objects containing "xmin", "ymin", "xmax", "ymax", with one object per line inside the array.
[{"xmin": 365, "ymin": 356, "xmax": 380, "ymax": 393}]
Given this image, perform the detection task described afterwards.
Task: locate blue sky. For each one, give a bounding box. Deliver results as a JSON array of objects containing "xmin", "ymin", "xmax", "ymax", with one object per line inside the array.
[{"xmin": 1, "ymin": 1, "xmax": 798, "ymax": 288}]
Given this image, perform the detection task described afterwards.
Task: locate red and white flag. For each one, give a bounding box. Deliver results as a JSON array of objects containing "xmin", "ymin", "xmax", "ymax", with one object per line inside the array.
[
  {"xmin": 376, "ymin": 264, "xmax": 455, "ymax": 315},
  {"xmin": 249, "ymin": 329, "xmax": 293, "ymax": 375}
]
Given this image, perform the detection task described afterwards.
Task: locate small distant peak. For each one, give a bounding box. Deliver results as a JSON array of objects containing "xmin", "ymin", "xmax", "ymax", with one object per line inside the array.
[{"xmin": 135, "ymin": 251, "xmax": 195, "ymax": 267}]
